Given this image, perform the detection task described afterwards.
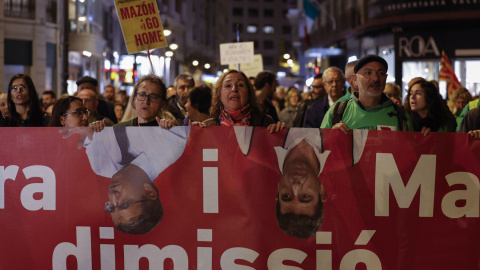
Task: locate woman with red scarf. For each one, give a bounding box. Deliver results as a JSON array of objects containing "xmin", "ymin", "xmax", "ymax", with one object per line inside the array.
[{"xmin": 204, "ymin": 69, "xmax": 284, "ymax": 131}]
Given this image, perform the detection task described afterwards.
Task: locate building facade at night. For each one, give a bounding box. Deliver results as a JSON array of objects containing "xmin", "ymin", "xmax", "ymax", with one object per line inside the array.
[
  {"xmin": 227, "ymin": 0, "xmax": 297, "ymax": 74},
  {"xmin": 1, "ymin": 0, "xmax": 229, "ymax": 96},
  {"xmin": 1, "ymin": 0, "xmax": 62, "ymax": 94},
  {"xmin": 295, "ymin": 0, "xmax": 480, "ymax": 99}
]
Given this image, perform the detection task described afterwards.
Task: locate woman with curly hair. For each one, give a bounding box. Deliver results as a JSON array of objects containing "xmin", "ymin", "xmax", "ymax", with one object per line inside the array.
[{"xmin": 405, "ymin": 79, "xmax": 456, "ymax": 135}]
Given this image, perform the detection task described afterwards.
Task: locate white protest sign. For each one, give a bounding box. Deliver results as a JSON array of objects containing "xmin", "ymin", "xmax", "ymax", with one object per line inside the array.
[
  {"xmin": 229, "ymin": 54, "xmax": 264, "ymax": 77},
  {"xmin": 220, "ymin": 42, "xmax": 254, "ymax": 65}
]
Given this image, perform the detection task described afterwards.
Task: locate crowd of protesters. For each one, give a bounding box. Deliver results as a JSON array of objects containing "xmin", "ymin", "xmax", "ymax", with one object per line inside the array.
[{"xmin": 1, "ymin": 54, "xmax": 480, "ymax": 139}]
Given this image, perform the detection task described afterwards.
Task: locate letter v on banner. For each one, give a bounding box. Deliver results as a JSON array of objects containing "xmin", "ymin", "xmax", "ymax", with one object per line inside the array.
[
  {"xmin": 439, "ymin": 51, "xmax": 461, "ymax": 99},
  {"xmin": 114, "ymin": 0, "xmax": 168, "ymax": 54}
]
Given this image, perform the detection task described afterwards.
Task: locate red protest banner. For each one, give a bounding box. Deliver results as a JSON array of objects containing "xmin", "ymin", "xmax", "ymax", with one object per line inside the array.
[{"xmin": 0, "ymin": 127, "xmax": 479, "ymax": 269}]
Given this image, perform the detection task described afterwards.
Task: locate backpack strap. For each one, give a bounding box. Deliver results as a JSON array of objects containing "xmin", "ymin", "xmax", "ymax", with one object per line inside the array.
[{"xmin": 332, "ymin": 101, "xmax": 348, "ymax": 126}]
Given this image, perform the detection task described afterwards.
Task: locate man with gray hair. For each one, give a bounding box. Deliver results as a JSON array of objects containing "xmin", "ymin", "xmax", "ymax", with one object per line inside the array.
[
  {"xmin": 336, "ymin": 60, "xmax": 359, "ymax": 103},
  {"xmin": 321, "ymin": 54, "xmax": 410, "ymax": 132},
  {"xmin": 167, "ymin": 73, "xmax": 195, "ymax": 124},
  {"xmin": 303, "ymin": 66, "xmax": 346, "ymax": 127}
]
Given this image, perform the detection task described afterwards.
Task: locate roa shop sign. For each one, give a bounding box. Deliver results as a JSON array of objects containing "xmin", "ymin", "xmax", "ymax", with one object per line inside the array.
[{"xmin": 398, "ymin": 35, "xmax": 440, "ymax": 58}]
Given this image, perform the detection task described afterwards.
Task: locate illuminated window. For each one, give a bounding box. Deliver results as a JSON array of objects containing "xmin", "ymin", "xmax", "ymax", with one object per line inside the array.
[
  {"xmin": 247, "ymin": 25, "xmax": 257, "ymax": 33},
  {"xmin": 263, "ymin": 25, "xmax": 274, "ymax": 34}
]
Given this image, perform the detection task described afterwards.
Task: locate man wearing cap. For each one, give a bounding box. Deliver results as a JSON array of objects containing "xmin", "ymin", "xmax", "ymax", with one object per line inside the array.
[
  {"xmin": 76, "ymin": 76, "xmax": 117, "ymax": 124},
  {"xmin": 320, "ymin": 55, "xmax": 411, "ymax": 132}
]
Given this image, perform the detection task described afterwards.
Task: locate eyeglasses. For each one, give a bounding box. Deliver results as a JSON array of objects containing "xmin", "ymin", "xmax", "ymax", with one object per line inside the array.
[
  {"xmin": 104, "ymin": 200, "xmax": 145, "ymax": 213},
  {"xmin": 324, "ymin": 79, "xmax": 344, "ymax": 85},
  {"xmin": 10, "ymin": 84, "xmax": 28, "ymax": 93},
  {"xmin": 62, "ymin": 108, "xmax": 90, "ymax": 118},
  {"xmin": 136, "ymin": 93, "xmax": 162, "ymax": 102}
]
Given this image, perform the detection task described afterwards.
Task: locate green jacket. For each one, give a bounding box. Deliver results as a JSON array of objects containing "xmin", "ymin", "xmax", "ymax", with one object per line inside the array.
[
  {"xmin": 321, "ymin": 93, "xmax": 411, "ymax": 131},
  {"xmin": 456, "ymin": 99, "xmax": 479, "ymax": 131},
  {"xmin": 335, "ymin": 87, "xmax": 352, "ymax": 104}
]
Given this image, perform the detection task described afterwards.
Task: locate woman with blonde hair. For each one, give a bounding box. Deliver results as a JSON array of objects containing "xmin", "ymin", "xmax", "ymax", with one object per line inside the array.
[
  {"xmin": 278, "ymin": 89, "xmax": 300, "ymax": 127},
  {"xmin": 0, "ymin": 93, "xmax": 9, "ymax": 126},
  {"xmin": 115, "ymin": 74, "xmax": 176, "ymax": 127},
  {"xmin": 384, "ymin": 83, "xmax": 402, "ymax": 106},
  {"xmin": 448, "ymin": 87, "xmax": 473, "ymax": 120}
]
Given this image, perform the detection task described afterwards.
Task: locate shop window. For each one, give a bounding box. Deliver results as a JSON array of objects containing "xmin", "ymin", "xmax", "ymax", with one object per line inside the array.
[{"xmin": 282, "ymin": 25, "xmax": 291, "ymax": 34}]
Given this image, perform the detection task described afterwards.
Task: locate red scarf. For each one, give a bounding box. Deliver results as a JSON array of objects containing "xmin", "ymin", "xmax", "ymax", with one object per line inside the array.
[{"xmin": 219, "ymin": 104, "xmax": 252, "ymax": 126}]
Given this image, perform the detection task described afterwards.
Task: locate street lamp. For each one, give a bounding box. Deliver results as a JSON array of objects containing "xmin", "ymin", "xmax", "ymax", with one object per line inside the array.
[
  {"xmin": 192, "ymin": 60, "xmax": 199, "ymax": 66},
  {"xmin": 163, "ymin": 19, "xmax": 171, "ymax": 36},
  {"xmin": 169, "ymin": 43, "xmax": 178, "ymax": 50},
  {"xmin": 283, "ymin": 53, "xmax": 290, "ymax": 59},
  {"xmin": 165, "ymin": 51, "xmax": 174, "ymax": 57},
  {"xmin": 204, "ymin": 63, "xmax": 211, "ymax": 69}
]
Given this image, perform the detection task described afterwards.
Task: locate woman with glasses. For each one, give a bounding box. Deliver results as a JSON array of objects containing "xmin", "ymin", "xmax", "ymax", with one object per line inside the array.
[
  {"xmin": 48, "ymin": 96, "xmax": 90, "ymax": 127},
  {"xmin": 6, "ymin": 74, "xmax": 47, "ymax": 127},
  {"xmin": 115, "ymin": 74, "xmax": 176, "ymax": 127}
]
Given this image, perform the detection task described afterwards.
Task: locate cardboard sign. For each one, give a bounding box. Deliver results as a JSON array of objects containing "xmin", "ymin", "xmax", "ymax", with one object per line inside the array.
[
  {"xmin": 228, "ymin": 54, "xmax": 264, "ymax": 77},
  {"xmin": 220, "ymin": 42, "xmax": 255, "ymax": 65},
  {"xmin": 115, "ymin": 0, "xmax": 167, "ymax": 54},
  {"xmin": 1, "ymin": 127, "xmax": 480, "ymax": 269}
]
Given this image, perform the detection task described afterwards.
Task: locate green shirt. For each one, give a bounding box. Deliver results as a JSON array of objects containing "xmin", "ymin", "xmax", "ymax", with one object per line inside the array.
[
  {"xmin": 335, "ymin": 87, "xmax": 352, "ymax": 104},
  {"xmin": 456, "ymin": 99, "xmax": 479, "ymax": 132},
  {"xmin": 321, "ymin": 93, "xmax": 412, "ymax": 131}
]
